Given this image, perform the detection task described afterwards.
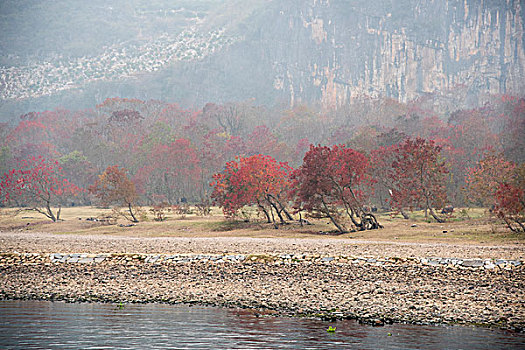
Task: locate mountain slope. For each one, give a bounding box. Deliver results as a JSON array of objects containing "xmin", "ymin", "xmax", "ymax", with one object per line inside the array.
[{"xmin": 0, "ymin": 0, "xmax": 523, "ymax": 118}]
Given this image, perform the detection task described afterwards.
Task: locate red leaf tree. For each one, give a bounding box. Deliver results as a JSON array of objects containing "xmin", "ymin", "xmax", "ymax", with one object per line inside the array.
[
  {"xmin": 467, "ymin": 151, "xmax": 523, "ymax": 232},
  {"xmin": 211, "ymin": 154, "xmax": 293, "ymax": 225},
  {"xmin": 0, "ymin": 156, "xmax": 80, "ymax": 221},
  {"xmin": 369, "ymin": 144, "xmax": 400, "ymax": 215},
  {"xmin": 245, "ymin": 125, "xmax": 288, "ymax": 160},
  {"xmin": 465, "ymin": 150, "xmax": 516, "ymax": 207},
  {"xmin": 89, "ymin": 165, "xmax": 139, "ymax": 222},
  {"xmin": 134, "ymin": 139, "xmax": 201, "ymax": 204},
  {"xmin": 494, "ymin": 164, "xmax": 524, "ymax": 232},
  {"xmin": 389, "ymin": 137, "xmax": 449, "ymax": 222},
  {"xmin": 291, "ymin": 144, "xmax": 381, "ymax": 233}
]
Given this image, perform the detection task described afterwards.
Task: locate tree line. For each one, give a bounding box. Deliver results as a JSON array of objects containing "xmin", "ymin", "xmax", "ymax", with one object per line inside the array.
[{"xmin": 0, "ymin": 95, "xmax": 523, "ymax": 232}]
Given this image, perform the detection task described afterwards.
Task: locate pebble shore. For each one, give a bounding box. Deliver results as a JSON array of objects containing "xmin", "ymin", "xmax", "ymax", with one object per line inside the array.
[{"xmin": 1, "ymin": 232, "xmax": 524, "ymax": 331}]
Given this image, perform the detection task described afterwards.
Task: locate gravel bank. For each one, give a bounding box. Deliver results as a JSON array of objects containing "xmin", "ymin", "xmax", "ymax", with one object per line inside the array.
[
  {"xmin": 1, "ymin": 259, "xmax": 523, "ymax": 331},
  {"xmin": 1, "ymin": 231, "xmax": 524, "ymax": 331}
]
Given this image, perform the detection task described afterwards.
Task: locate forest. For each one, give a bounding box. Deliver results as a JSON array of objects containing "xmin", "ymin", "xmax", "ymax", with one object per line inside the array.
[{"xmin": 0, "ymin": 93, "xmax": 524, "ymax": 233}]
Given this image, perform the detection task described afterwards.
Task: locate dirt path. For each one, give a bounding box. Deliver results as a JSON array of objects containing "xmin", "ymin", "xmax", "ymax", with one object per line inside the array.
[{"xmin": 1, "ymin": 231, "xmax": 523, "ymax": 260}]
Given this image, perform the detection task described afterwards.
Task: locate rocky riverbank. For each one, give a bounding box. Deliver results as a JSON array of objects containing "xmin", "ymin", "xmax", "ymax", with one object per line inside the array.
[
  {"xmin": 1, "ymin": 251, "xmax": 523, "ymax": 270},
  {"xmin": 1, "ymin": 244, "xmax": 524, "ymax": 332}
]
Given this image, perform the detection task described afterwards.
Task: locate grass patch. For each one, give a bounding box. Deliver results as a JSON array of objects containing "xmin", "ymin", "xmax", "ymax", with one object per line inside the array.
[
  {"xmin": 0, "ymin": 206, "xmax": 522, "ymax": 245},
  {"xmin": 375, "ymin": 208, "xmax": 486, "ymax": 223}
]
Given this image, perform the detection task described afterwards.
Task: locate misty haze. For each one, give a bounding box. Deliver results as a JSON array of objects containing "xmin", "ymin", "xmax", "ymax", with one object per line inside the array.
[{"xmin": 0, "ymin": 1, "xmax": 524, "ymax": 349}]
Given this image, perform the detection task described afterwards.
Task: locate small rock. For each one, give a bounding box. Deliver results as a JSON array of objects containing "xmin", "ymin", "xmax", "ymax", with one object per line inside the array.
[
  {"xmin": 461, "ymin": 260, "xmax": 484, "ymax": 268},
  {"xmin": 373, "ymin": 319, "xmax": 384, "ymax": 326}
]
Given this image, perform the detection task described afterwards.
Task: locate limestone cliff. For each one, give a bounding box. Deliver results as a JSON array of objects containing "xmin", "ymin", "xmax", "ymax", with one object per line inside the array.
[{"xmin": 245, "ymin": 0, "xmax": 525, "ymax": 108}]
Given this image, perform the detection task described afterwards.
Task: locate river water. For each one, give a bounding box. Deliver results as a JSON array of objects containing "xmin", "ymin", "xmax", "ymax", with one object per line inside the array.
[{"xmin": 0, "ymin": 300, "xmax": 523, "ymax": 349}]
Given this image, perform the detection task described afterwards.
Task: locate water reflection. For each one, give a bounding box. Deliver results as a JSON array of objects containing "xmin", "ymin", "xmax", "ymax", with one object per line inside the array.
[{"xmin": 0, "ymin": 300, "xmax": 523, "ymax": 349}]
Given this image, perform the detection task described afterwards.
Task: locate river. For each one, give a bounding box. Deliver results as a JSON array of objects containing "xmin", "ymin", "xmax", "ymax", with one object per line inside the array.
[{"xmin": 0, "ymin": 300, "xmax": 523, "ymax": 349}]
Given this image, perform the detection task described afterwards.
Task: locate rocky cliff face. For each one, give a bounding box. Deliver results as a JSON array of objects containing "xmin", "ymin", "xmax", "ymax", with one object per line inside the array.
[
  {"xmin": 236, "ymin": 0, "xmax": 525, "ymax": 108},
  {"xmin": 1, "ymin": 0, "xmax": 523, "ymax": 116}
]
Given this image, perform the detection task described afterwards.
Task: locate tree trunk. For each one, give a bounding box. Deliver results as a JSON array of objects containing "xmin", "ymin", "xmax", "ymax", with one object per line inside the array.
[
  {"xmin": 45, "ymin": 200, "xmax": 56, "ymax": 222},
  {"xmin": 338, "ymin": 195, "xmax": 360, "ymax": 229},
  {"xmin": 502, "ymin": 216, "xmax": 518, "ymax": 232},
  {"xmin": 400, "ymin": 208, "xmax": 410, "ymax": 220},
  {"xmin": 361, "ymin": 213, "xmax": 383, "ymax": 230},
  {"xmin": 267, "ymin": 196, "xmax": 286, "ymax": 224},
  {"xmin": 281, "ymin": 207, "xmax": 294, "ymax": 221},
  {"xmin": 128, "ymin": 203, "xmax": 139, "ymax": 223},
  {"xmin": 269, "ymin": 206, "xmax": 278, "ymax": 229},
  {"xmin": 429, "ymin": 208, "xmax": 445, "ymax": 223},
  {"xmin": 268, "ymin": 194, "xmax": 293, "ymax": 221},
  {"xmin": 164, "ymin": 173, "xmax": 173, "ymax": 204},
  {"xmin": 276, "ymin": 201, "xmax": 293, "ymax": 221},
  {"xmin": 516, "ymin": 219, "xmax": 525, "ymax": 232},
  {"xmin": 258, "ymin": 204, "xmax": 271, "ymax": 223},
  {"xmin": 321, "ymin": 199, "xmax": 346, "ymax": 233}
]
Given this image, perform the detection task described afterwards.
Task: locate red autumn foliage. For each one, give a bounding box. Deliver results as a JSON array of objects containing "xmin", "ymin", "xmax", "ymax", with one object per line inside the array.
[
  {"xmin": 211, "ymin": 154, "xmax": 293, "ymax": 225},
  {"xmin": 489, "ymin": 163, "xmax": 524, "ymax": 233},
  {"xmin": 389, "ymin": 137, "xmax": 449, "ymax": 222},
  {"xmin": 291, "ymin": 144, "xmax": 381, "ymax": 233},
  {"xmin": 465, "ymin": 150, "xmax": 516, "ymax": 207},
  {"xmin": 245, "ymin": 125, "xmax": 287, "ymax": 159},
  {"xmin": 134, "ymin": 139, "xmax": 201, "ymax": 204},
  {"xmin": 0, "ymin": 94, "xmax": 522, "ymax": 235},
  {"xmin": 0, "ymin": 156, "xmax": 81, "ymax": 221}
]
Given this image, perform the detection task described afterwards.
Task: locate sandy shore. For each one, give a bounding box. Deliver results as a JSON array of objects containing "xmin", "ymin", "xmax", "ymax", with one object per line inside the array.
[{"xmin": 1, "ymin": 231, "xmax": 524, "ymax": 331}]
